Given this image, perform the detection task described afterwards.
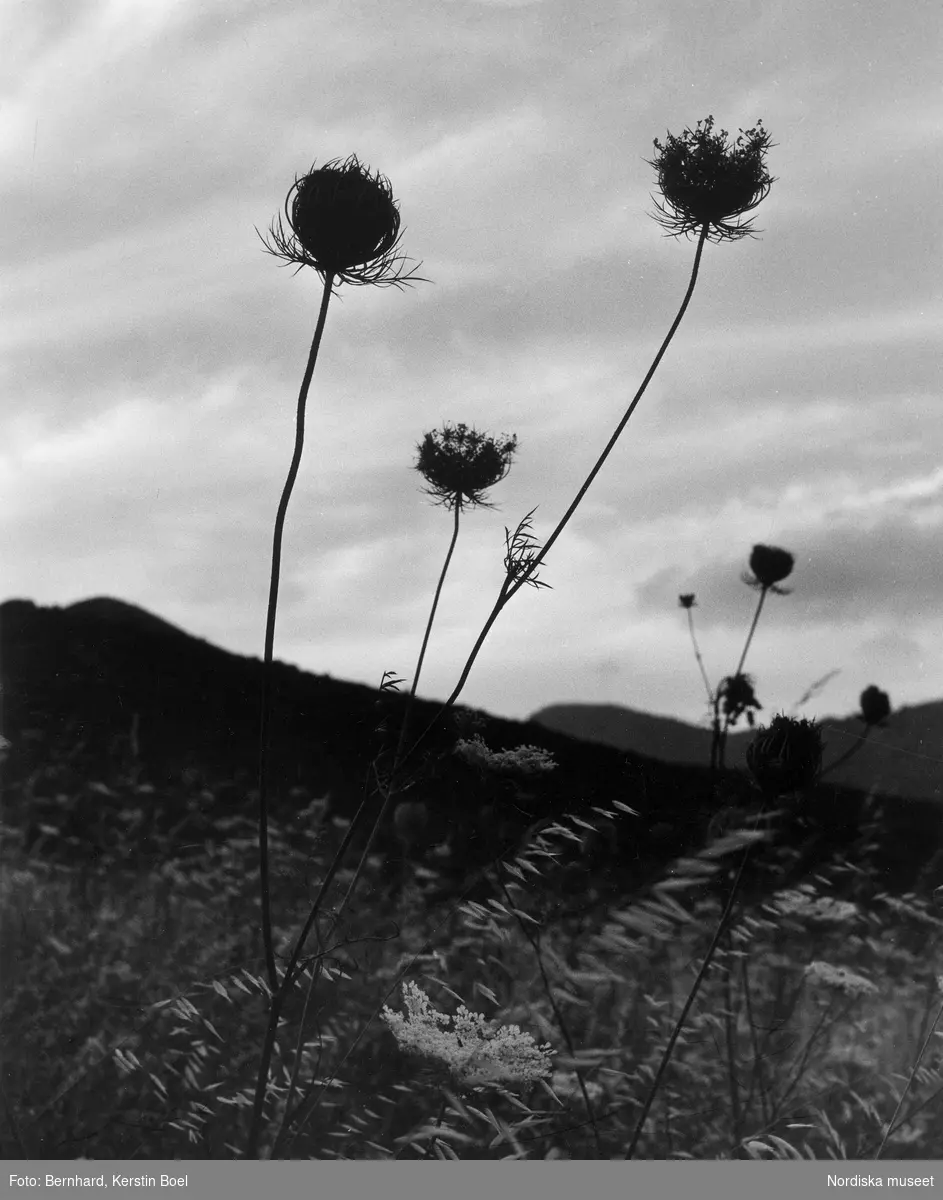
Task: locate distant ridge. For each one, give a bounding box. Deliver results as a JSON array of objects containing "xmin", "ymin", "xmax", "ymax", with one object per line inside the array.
[
  {"xmin": 3, "ymin": 596, "xmax": 941, "ymax": 895},
  {"xmin": 531, "ymin": 700, "xmax": 943, "ymax": 802}
]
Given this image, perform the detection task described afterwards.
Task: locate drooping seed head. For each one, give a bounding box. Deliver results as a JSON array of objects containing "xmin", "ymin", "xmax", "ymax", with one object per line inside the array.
[
  {"xmin": 648, "ymin": 116, "xmax": 775, "ymax": 242},
  {"xmin": 747, "ymin": 714, "xmax": 823, "ymax": 795},
  {"xmin": 415, "ymin": 422, "xmax": 518, "ymax": 510},
  {"xmin": 261, "ymin": 154, "xmax": 423, "ymax": 287}
]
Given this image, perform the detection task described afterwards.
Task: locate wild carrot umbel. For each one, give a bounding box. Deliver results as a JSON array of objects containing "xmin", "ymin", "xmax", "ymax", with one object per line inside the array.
[
  {"xmin": 246, "ymin": 156, "xmax": 421, "ymax": 1159},
  {"xmin": 404, "ymin": 424, "xmax": 517, "ymax": 752},
  {"xmin": 403, "ymin": 118, "xmax": 775, "ymax": 764}
]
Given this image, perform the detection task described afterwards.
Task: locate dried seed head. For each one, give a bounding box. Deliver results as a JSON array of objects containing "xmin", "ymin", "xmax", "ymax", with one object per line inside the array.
[
  {"xmin": 747, "ymin": 714, "xmax": 823, "ymax": 795},
  {"xmin": 261, "ymin": 155, "xmax": 423, "ymax": 287},
  {"xmin": 719, "ymin": 672, "xmax": 762, "ymax": 728},
  {"xmin": 744, "ymin": 543, "xmax": 795, "ymax": 592},
  {"xmin": 678, "ymin": 593, "xmax": 696, "ymax": 609},
  {"xmin": 415, "ymin": 422, "xmax": 518, "ymax": 510},
  {"xmin": 859, "ymin": 685, "xmax": 891, "ymax": 727},
  {"xmin": 648, "ymin": 116, "xmax": 775, "ymax": 242}
]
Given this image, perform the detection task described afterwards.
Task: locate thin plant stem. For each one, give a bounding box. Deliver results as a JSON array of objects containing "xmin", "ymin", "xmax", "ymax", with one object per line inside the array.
[
  {"xmin": 257, "ymin": 272, "xmax": 335, "ymax": 993},
  {"xmin": 818, "ymin": 724, "xmax": 872, "ymax": 779},
  {"xmin": 733, "ymin": 585, "xmax": 768, "ymax": 681},
  {"xmin": 499, "ymin": 879, "xmax": 604, "ymax": 1158},
  {"xmin": 721, "ymin": 942, "xmax": 742, "ymax": 1152},
  {"xmin": 626, "ymin": 830, "xmax": 757, "ymax": 1159},
  {"xmin": 715, "ymin": 584, "xmax": 769, "ymax": 770},
  {"xmin": 875, "ymin": 993, "xmax": 943, "ymax": 1160},
  {"xmin": 247, "ymin": 272, "xmax": 334, "ymax": 1156},
  {"xmin": 687, "ymin": 606, "xmax": 714, "ymax": 709},
  {"xmin": 395, "ymin": 496, "xmax": 462, "ymax": 765},
  {"xmin": 405, "ymin": 223, "xmax": 711, "ymax": 764}
]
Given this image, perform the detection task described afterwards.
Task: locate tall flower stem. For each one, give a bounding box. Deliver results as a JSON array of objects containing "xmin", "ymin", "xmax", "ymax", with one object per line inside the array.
[
  {"xmin": 333, "ymin": 497, "xmax": 463, "ymax": 915},
  {"xmin": 405, "ymin": 222, "xmax": 711, "ymax": 763},
  {"xmin": 713, "ymin": 585, "xmax": 769, "ymax": 771},
  {"xmin": 686, "ymin": 605, "xmax": 714, "ymax": 709},
  {"xmin": 396, "ymin": 496, "xmax": 462, "ymax": 764},
  {"xmin": 257, "ymin": 272, "xmax": 334, "ymax": 993},
  {"xmin": 626, "ymin": 833, "xmax": 756, "ymax": 1158}
]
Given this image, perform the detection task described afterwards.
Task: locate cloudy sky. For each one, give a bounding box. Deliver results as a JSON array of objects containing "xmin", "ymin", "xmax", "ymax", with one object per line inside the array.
[{"xmin": 4, "ymin": 0, "xmax": 941, "ymax": 734}]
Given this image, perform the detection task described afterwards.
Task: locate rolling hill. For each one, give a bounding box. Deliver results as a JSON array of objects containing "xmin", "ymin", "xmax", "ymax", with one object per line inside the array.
[{"xmin": 531, "ymin": 699, "xmax": 942, "ymax": 802}]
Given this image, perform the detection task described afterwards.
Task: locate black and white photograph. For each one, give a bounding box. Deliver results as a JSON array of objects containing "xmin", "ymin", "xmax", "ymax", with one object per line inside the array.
[{"xmin": 2, "ymin": 0, "xmax": 941, "ymax": 1172}]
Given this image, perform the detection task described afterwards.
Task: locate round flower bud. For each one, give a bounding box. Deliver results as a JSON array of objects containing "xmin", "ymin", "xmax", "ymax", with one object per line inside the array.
[
  {"xmin": 748, "ymin": 544, "xmax": 795, "ymax": 589},
  {"xmin": 859, "ymin": 685, "xmax": 891, "ymax": 727}
]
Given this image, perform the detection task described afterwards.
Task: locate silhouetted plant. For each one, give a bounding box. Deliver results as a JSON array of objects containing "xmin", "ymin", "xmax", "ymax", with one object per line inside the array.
[
  {"xmin": 246, "ymin": 155, "xmax": 423, "ymax": 1158},
  {"xmin": 406, "ymin": 117, "xmax": 776, "ymax": 761},
  {"xmin": 820, "ymin": 685, "xmax": 893, "ymax": 780},
  {"xmin": 648, "ymin": 116, "xmax": 775, "ymax": 243}
]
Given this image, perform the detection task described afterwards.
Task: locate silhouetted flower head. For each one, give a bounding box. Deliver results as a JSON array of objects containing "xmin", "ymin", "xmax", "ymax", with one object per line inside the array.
[
  {"xmin": 678, "ymin": 593, "xmax": 696, "ymax": 609},
  {"xmin": 648, "ymin": 116, "xmax": 774, "ymax": 242},
  {"xmin": 747, "ymin": 714, "xmax": 823, "ymax": 795},
  {"xmin": 719, "ymin": 672, "xmax": 762, "ymax": 728},
  {"xmin": 415, "ymin": 422, "xmax": 518, "ymax": 510},
  {"xmin": 859, "ymin": 685, "xmax": 891, "ymax": 727},
  {"xmin": 261, "ymin": 155, "xmax": 423, "ymax": 287},
  {"xmin": 743, "ymin": 544, "xmax": 794, "ymax": 593}
]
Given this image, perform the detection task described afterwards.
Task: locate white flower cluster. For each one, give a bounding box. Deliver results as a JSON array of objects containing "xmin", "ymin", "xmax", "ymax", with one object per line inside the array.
[
  {"xmin": 381, "ymin": 981, "xmax": 554, "ymax": 1089},
  {"xmin": 454, "ymin": 735, "xmax": 557, "ymax": 776},
  {"xmin": 804, "ymin": 960, "xmax": 878, "ymax": 998},
  {"xmin": 772, "ymin": 888, "xmax": 858, "ymax": 925}
]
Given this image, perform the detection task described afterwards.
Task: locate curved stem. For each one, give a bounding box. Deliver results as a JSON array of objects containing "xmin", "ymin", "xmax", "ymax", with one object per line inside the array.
[
  {"xmin": 875, "ymin": 993, "xmax": 943, "ymax": 1160},
  {"xmin": 733, "ymin": 586, "xmax": 768, "ymax": 682},
  {"xmin": 626, "ymin": 830, "xmax": 758, "ymax": 1159},
  {"xmin": 818, "ymin": 724, "xmax": 871, "ymax": 780},
  {"xmin": 405, "ymin": 224, "xmax": 711, "ymax": 764},
  {"xmin": 249, "ymin": 271, "xmax": 334, "ymax": 1154},
  {"xmin": 687, "ymin": 606, "xmax": 715, "ymax": 708},
  {"xmin": 395, "ymin": 497, "xmax": 462, "ymax": 766},
  {"xmin": 718, "ymin": 585, "xmax": 768, "ymax": 769}
]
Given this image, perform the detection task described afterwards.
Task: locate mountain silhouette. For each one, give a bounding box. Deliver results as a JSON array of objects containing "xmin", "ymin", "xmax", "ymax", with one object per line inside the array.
[
  {"xmin": 531, "ymin": 700, "xmax": 942, "ymax": 802},
  {"xmin": 2, "ymin": 597, "xmax": 941, "ymax": 897}
]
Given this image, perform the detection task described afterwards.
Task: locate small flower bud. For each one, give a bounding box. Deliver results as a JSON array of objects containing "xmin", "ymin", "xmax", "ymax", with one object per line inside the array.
[
  {"xmin": 678, "ymin": 593, "xmax": 696, "ymax": 609},
  {"xmin": 747, "ymin": 714, "xmax": 823, "ymax": 795},
  {"xmin": 859, "ymin": 685, "xmax": 891, "ymax": 727}
]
